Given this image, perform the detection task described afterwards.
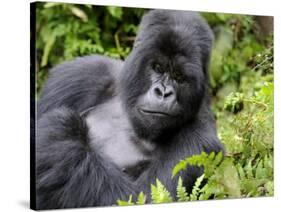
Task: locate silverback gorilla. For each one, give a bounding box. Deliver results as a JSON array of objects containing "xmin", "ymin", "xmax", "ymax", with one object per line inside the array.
[{"xmin": 36, "ymin": 10, "xmax": 223, "ymax": 209}]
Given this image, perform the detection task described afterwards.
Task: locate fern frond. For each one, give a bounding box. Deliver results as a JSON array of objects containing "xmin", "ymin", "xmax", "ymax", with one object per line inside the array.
[
  {"xmin": 176, "ymin": 177, "xmax": 189, "ymax": 202},
  {"xmin": 151, "ymin": 179, "xmax": 173, "ymax": 203},
  {"xmin": 136, "ymin": 192, "xmax": 146, "ymax": 205},
  {"xmin": 117, "ymin": 195, "xmax": 134, "ymax": 206},
  {"xmin": 189, "ymin": 174, "xmax": 205, "ymax": 201}
]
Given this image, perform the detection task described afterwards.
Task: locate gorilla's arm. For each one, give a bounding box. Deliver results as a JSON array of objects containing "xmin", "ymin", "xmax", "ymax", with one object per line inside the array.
[
  {"xmin": 36, "ymin": 107, "xmax": 138, "ymax": 209},
  {"xmin": 38, "ymin": 56, "xmax": 122, "ymax": 117}
]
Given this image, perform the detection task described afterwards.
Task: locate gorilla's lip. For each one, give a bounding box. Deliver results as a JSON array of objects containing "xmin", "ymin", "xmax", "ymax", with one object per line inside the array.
[{"xmin": 138, "ymin": 108, "xmax": 172, "ymax": 117}]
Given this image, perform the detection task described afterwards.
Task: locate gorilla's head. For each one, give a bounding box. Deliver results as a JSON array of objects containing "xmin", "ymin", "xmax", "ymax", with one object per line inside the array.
[{"xmin": 120, "ymin": 10, "xmax": 214, "ymax": 140}]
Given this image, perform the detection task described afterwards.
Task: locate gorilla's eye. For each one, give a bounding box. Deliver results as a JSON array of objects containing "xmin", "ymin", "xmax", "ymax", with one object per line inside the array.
[
  {"xmin": 173, "ymin": 71, "xmax": 187, "ymax": 83},
  {"xmin": 152, "ymin": 63, "xmax": 164, "ymax": 74}
]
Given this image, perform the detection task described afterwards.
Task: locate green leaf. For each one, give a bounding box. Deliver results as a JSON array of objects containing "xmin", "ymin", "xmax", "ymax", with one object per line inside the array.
[
  {"xmin": 70, "ymin": 6, "xmax": 88, "ymax": 22},
  {"xmin": 236, "ymin": 163, "xmax": 246, "ymax": 180},
  {"xmin": 136, "ymin": 192, "xmax": 146, "ymax": 205},
  {"xmin": 107, "ymin": 6, "xmax": 123, "ymax": 19},
  {"xmin": 172, "ymin": 159, "xmax": 188, "ymax": 178},
  {"xmin": 213, "ymin": 151, "xmax": 223, "ymax": 166},
  {"xmin": 255, "ymin": 160, "xmax": 267, "ymax": 179},
  {"xmin": 41, "ymin": 33, "xmax": 56, "ymax": 67},
  {"xmin": 44, "ymin": 2, "xmax": 61, "ymax": 8},
  {"xmin": 117, "ymin": 195, "xmax": 134, "ymax": 206},
  {"xmin": 264, "ymin": 181, "xmax": 274, "ymax": 196},
  {"xmin": 172, "ymin": 152, "xmax": 223, "ymax": 178},
  {"xmin": 189, "ymin": 174, "xmax": 205, "ymax": 201},
  {"xmin": 217, "ymin": 159, "xmax": 241, "ymax": 197},
  {"xmin": 151, "ymin": 179, "xmax": 173, "ymax": 203},
  {"xmin": 245, "ymin": 159, "xmax": 254, "ymax": 179},
  {"xmin": 176, "ymin": 177, "xmax": 189, "ymax": 202},
  {"xmin": 240, "ymin": 179, "xmax": 268, "ymax": 196}
]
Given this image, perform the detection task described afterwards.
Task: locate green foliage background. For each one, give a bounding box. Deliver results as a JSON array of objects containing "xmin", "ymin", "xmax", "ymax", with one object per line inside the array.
[{"xmin": 35, "ymin": 2, "xmax": 274, "ymax": 204}]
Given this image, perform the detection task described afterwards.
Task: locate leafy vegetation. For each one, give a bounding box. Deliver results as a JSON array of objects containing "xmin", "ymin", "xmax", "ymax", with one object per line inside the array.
[
  {"xmin": 35, "ymin": 2, "xmax": 146, "ymax": 94},
  {"xmin": 35, "ymin": 3, "xmax": 273, "ymax": 205}
]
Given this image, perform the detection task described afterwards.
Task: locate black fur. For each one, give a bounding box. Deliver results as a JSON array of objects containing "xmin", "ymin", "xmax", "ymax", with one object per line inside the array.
[{"xmin": 36, "ymin": 10, "xmax": 223, "ymax": 209}]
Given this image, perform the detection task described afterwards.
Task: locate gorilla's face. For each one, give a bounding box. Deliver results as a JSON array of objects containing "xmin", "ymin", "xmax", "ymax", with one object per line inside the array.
[{"xmin": 121, "ymin": 29, "xmax": 207, "ymax": 140}]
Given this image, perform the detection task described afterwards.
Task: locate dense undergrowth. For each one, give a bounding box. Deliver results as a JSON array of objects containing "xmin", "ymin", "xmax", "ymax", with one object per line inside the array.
[{"xmin": 35, "ymin": 3, "xmax": 274, "ymax": 205}]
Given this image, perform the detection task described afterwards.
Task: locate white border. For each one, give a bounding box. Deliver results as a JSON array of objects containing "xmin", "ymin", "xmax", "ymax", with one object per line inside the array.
[{"xmin": 0, "ymin": 0, "xmax": 279, "ymax": 211}]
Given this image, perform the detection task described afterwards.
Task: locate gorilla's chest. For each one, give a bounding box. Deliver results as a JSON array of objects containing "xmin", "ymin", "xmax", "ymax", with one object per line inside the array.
[{"xmin": 85, "ymin": 98, "xmax": 155, "ymax": 176}]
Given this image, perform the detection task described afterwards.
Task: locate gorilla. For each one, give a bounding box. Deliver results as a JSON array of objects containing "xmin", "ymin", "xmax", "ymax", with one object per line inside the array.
[{"xmin": 35, "ymin": 10, "xmax": 223, "ymax": 209}]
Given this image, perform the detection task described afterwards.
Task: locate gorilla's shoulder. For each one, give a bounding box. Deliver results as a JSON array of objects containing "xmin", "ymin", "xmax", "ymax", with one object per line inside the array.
[{"xmin": 38, "ymin": 55, "xmax": 123, "ymax": 115}]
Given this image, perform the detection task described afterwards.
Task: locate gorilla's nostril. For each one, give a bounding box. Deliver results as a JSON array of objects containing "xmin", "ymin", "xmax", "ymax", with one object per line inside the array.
[
  {"xmin": 164, "ymin": 91, "xmax": 173, "ymax": 98},
  {"xmin": 154, "ymin": 87, "xmax": 163, "ymax": 97}
]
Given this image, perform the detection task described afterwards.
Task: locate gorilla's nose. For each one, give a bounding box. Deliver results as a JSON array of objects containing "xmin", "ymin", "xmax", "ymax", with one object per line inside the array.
[{"xmin": 153, "ymin": 84, "xmax": 175, "ymax": 102}]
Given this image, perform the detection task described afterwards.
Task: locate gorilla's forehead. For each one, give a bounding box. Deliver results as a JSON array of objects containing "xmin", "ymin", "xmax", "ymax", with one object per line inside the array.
[{"xmin": 137, "ymin": 30, "xmax": 200, "ymax": 66}]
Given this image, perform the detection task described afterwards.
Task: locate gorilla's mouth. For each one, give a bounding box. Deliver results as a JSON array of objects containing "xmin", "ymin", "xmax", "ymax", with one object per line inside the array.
[{"xmin": 138, "ymin": 108, "xmax": 172, "ymax": 117}]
